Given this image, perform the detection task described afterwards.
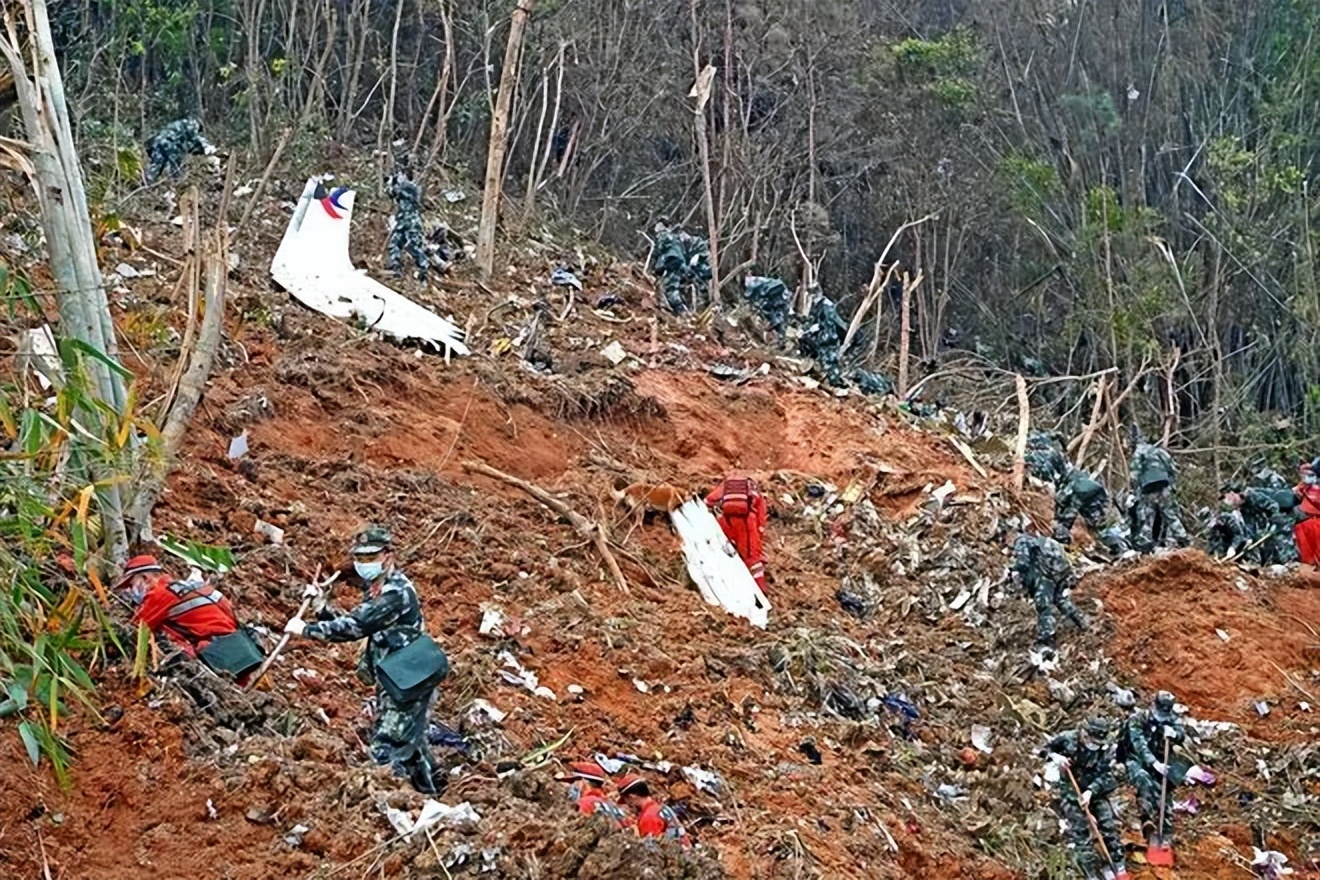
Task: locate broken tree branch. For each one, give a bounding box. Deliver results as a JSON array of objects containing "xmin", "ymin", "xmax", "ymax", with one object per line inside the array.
[
  {"xmin": 1070, "ymin": 375, "xmax": 1109, "ymax": 467},
  {"xmin": 1012, "ymin": 373, "xmax": 1029, "ymax": 492},
  {"xmin": 461, "ymin": 460, "xmax": 628, "ymax": 592},
  {"xmin": 841, "ymin": 213, "xmax": 937, "ymax": 354}
]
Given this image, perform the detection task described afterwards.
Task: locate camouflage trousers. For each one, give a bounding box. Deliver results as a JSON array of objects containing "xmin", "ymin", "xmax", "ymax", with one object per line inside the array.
[
  {"xmin": 1030, "ymin": 578, "xmax": 1085, "ymax": 644},
  {"xmin": 1131, "ymin": 488, "xmax": 1190, "ymax": 552},
  {"xmin": 146, "ymin": 144, "xmax": 185, "ymax": 182},
  {"xmin": 1055, "ymin": 495, "xmax": 1128, "ymax": 554},
  {"xmin": 816, "ymin": 346, "xmax": 845, "ymax": 387},
  {"xmin": 1125, "ymin": 758, "xmax": 1174, "ymax": 839},
  {"xmin": 386, "ymin": 222, "xmax": 429, "ymax": 280},
  {"xmin": 372, "ymin": 683, "xmax": 440, "ymax": 794},
  {"xmin": 657, "ymin": 271, "xmax": 692, "ymax": 315},
  {"xmin": 1249, "ymin": 518, "xmax": 1300, "ymax": 565},
  {"xmin": 1058, "ymin": 790, "xmax": 1123, "ymax": 877}
]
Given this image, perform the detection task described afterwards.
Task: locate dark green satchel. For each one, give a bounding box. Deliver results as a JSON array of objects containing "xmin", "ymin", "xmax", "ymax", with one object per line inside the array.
[
  {"xmin": 376, "ymin": 634, "xmax": 449, "ymax": 703},
  {"xmin": 198, "ymin": 628, "xmax": 265, "ymax": 679}
]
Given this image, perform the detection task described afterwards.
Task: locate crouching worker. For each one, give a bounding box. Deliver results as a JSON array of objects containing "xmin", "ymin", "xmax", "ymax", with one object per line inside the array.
[
  {"xmin": 117, "ymin": 555, "xmax": 264, "ymax": 685},
  {"xmin": 618, "ymin": 775, "xmax": 690, "ymax": 846},
  {"xmin": 283, "ymin": 526, "xmax": 449, "ymax": 794},
  {"xmin": 558, "ymin": 761, "xmax": 626, "ymax": 823}
]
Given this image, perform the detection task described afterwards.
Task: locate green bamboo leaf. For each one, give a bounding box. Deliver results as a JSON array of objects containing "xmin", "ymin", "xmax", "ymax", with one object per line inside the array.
[
  {"xmin": 17, "ymin": 721, "xmax": 41, "ymax": 765},
  {"xmin": 57, "ymin": 338, "xmax": 133, "ymax": 381},
  {"xmin": 157, "ymin": 535, "xmax": 236, "ymax": 572}
]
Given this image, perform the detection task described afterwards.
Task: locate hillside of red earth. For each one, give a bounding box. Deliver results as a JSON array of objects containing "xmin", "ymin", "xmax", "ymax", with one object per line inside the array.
[{"xmin": 3, "ymin": 177, "xmax": 1320, "ymax": 879}]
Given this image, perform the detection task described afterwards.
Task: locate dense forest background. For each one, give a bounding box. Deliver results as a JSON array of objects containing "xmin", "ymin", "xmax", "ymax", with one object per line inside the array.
[{"xmin": 14, "ymin": 0, "xmax": 1320, "ymax": 454}]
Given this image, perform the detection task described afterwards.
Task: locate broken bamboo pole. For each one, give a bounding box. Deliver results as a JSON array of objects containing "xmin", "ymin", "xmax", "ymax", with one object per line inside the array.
[
  {"xmin": 461, "ymin": 460, "xmax": 629, "ymax": 592},
  {"xmin": 1070, "ymin": 375, "xmax": 1109, "ymax": 467},
  {"xmin": 1011, "ymin": 373, "xmax": 1029, "ymax": 492}
]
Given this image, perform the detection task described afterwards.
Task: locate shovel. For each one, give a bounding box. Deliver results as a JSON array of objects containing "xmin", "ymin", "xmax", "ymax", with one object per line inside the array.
[
  {"xmin": 1146, "ymin": 738, "xmax": 1175, "ymax": 867},
  {"xmin": 1065, "ymin": 766, "xmax": 1118, "ymax": 875},
  {"xmin": 243, "ymin": 565, "xmax": 339, "ymax": 691}
]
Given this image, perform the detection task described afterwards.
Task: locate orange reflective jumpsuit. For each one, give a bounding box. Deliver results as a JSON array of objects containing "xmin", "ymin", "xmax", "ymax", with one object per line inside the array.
[
  {"xmin": 706, "ymin": 477, "xmax": 768, "ymax": 590},
  {"xmin": 134, "ymin": 574, "xmax": 238, "ymax": 657},
  {"xmin": 1294, "ymin": 480, "xmax": 1320, "ymax": 565}
]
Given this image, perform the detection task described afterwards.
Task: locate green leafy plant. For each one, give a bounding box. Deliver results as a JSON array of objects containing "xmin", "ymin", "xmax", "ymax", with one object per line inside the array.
[{"xmin": 0, "ymin": 329, "xmax": 155, "ymax": 787}]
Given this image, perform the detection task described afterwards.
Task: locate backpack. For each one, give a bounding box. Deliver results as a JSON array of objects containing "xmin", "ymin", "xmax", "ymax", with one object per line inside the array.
[{"xmin": 718, "ymin": 478, "xmax": 755, "ymax": 517}]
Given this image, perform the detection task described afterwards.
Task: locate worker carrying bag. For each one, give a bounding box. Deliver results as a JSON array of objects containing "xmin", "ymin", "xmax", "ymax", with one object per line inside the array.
[
  {"xmin": 197, "ymin": 628, "xmax": 265, "ymax": 679},
  {"xmin": 376, "ymin": 633, "xmax": 449, "ymax": 703}
]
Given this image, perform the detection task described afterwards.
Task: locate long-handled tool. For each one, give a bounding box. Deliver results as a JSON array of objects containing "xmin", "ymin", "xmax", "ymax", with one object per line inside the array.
[
  {"xmin": 1146, "ymin": 738, "xmax": 1175, "ymax": 867},
  {"xmin": 244, "ymin": 565, "xmax": 339, "ymax": 691},
  {"xmin": 1065, "ymin": 766, "xmax": 1118, "ymax": 875}
]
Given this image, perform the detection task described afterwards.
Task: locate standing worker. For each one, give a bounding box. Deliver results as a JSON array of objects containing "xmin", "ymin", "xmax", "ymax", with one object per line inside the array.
[
  {"xmin": 1293, "ymin": 459, "xmax": 1320, "ymax": 570},
  {"xmin": 1121, "ymin": 691, "xmax": 1185, "ymax": 851},
  {"xmin": 384, "ymin": 156, "xmax": 429, "ymax": 281},
  {"xmin": 1010, "ymin": 527, "xmax": 1088, "ymax": 647},
  {"xmin": 1128, "ymin": 433, "xmax": 1190, "ymax": 552},
  {"xmin": 706, "ymin": 475, "xmax": 769, "ymax": 590},
  {"xmin": 1041, "ymin": 718, "xmax": 1130, "ymax": 880},
  {"xmin": 283, "ymin": 526, "xmax": 448, "ymax": 794},
  {"xmin": 557, "ymin": 761, "xmax": 626, "ymax": 823}
]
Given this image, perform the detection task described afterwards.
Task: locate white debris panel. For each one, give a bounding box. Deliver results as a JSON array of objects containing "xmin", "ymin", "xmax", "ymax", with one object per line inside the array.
[
  {"xmin": 270, "ymin": 176, "xmax": 469, "ymax": 357},
  {"xmin": 671, "ymin": 498, "xmax": 770, "ymax": 629}
]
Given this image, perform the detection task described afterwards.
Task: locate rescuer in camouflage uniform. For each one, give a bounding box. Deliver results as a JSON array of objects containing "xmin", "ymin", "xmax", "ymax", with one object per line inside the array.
[
  {"xmin": 1217, "ymin": 481, "xmax": 1297, "ymax": 564},
  {"xmin": 284, "ymin": 526, "xmax": 440, "ymax": 793},
  {"xmin": 1041, "ymin": 718, "xmax": 1129, "ymax": 880},
  {"xmin": 648, "ymin": 222, "xmax": 710, "ymax": 314},
  {"xmin": 1012, "ymin": 531, "xmax": 1087, "ymax": 646},
  {"xmin": 1205, "ymin": 501, "xmax": 1249, "ymax": 560},
  {"xmin": 385, "ymin": 159, "xmax": 429, "ymax": 281},
  {"xmin": 743, "ymin": 274, "xmax": 791, "ymax": 341},
  {"xmin": 1054, "ymin": 467, "xmax": 1129, "ymax": 555},
  {"xmin": 1128, "ymin": 438, "xmax": 1190, "ymax": 552},
  {"xmin": 145, "ymin": 117, "xmax": 216, "ymax": 182},
  {"xmin": 1025, "ymin": 430, "xmax": 1070, "ymax": 487},
  {"xmin": 798, "ymin": 287, "xmax": 848, "ymax": 387},
  {"xmin": 1121, "ymin": 690, "xmax": 1185, "ymax": 844}
]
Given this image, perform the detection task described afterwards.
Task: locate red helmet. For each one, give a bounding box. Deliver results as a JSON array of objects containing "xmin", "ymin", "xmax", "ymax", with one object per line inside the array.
[
  {"xmin": 556, "ymin": 761, "xmax": 608, "ymax": 784},
  {"xmin": 617, "ymin": 774, "xmax": 650, "ymax": 797},
  {"xmin": 116, "ymin": 555, "xmax": 163, "ymax": 588}
]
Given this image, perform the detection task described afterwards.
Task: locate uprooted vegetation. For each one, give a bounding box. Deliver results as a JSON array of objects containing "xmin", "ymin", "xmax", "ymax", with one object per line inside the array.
[
  {"xmin": 3, "ymin": 175, "xmax": 1320, "ymax": 880},
  {"xmin": 10, "ymin": 236, "xmax": 1320, "ymax": 880}
]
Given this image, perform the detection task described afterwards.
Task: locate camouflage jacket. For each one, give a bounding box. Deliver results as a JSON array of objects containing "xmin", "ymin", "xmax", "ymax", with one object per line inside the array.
[
  {"xmin": 1025, "ymin": 431, "xmax": 1069, "ymax": 487},
  {"xmin": 1012, "ymin": 534, "xmax": 1075, "ymax": 589},
  {"xmin": 304, "ymin": 569, "xmax": 426, "ymax": 673},
  {"xmin": 1239, "ymin": 487, "xmax": 1282, "ymax": 532},
  {"xmin": 1130, "ymin": 442, "xmax": 1177, "ymax": 491},
  {"xmin": 1122, "ymin": 707, "xmax": 1185, "ymax": 767},
  {"xmin": 798, "ymin": 295, "xmax": 846, "ymax": 356},
  {"xmin": 150, "ymin": 118, "xmax": 213, "ymax": 155},
  {"xmin": 1045, "ymin": 729, "xmax": 1118, "ymax": 795},
  {"xmin": 387, "ymin": 174, "xmax": 424, "ymax": 217}
]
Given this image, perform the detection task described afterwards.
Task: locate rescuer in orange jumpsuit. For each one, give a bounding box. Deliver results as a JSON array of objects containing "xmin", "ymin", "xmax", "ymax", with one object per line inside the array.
[
  {"xmin": 1294, "ymin": 459, "xmax": 1320, "ymax": 567},
  {"xmin": 117, "ymin": 555, "xmax": 239, "ymax": 657},
  {"xmin": 617, "ymin": 775, "xmax": 689, "ymax": 845},
  {"xmin": 706, "ymin": 475, "xmax": 769, "ymax": 590},
  {"xmin": 557, "ymin": 761, "xmax": 625, "ymax": 823}
]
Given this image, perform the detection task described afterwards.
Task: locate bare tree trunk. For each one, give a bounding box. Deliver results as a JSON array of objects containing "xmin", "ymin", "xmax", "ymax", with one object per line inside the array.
[
  {"xmin": 690, "ymin": 63, "xmax": 721, "ymax": 308},
  {"xmin": 1, "ymin": 0, "xmax": 129, "ymax": 561},
  {"xmin": 898, "ymin": 270, "xmax": 912, "ymax": 397},
  {"xmin": 1012, "ymin": 374, "xmax": 1030, "ymax": 492},
  {"xmin": 476, "ymin": 0, "xmax": 534, "ymax": 278},
  {"xmin": 378, "ymin": 0, "xmax": 406, "ymax": 155}
]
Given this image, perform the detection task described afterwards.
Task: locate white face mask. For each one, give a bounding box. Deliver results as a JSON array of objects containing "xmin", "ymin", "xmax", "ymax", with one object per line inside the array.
[
  {"xmin": 1306, "ymin": 474, "xmax": 1319, "ymax": 485},
  {"xmin": 127, "ymin": 583, "xmax": 147, "ymax": 605},
  {"xmin": 354, "ymin": 560, "xmax": 384, "ymax": 582}
]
